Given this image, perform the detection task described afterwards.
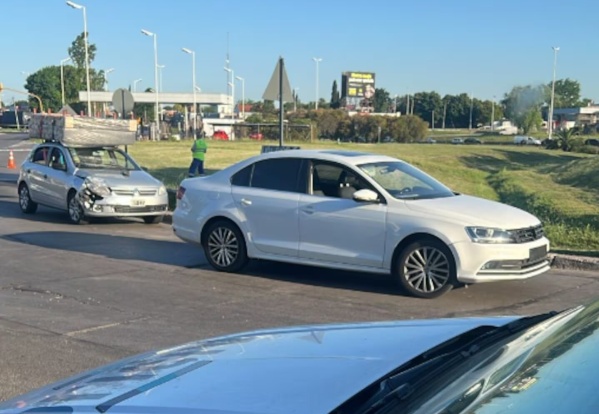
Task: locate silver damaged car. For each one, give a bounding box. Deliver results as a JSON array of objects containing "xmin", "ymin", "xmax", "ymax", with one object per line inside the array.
[{"xmin": 17, "ymin": 142, "xmax": 168, "ymax": 224}]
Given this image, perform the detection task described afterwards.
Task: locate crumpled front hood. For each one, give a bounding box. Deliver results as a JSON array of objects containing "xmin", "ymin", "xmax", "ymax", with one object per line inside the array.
[
  {"xmin": 0, "ymin": 317, "xmax": 516, "ymax": 414},
  {"xmin": 76, "ymin": 168, "xmax": 162, "ymax": 188},
  {"xmin": 405, "ymin": 194, "xmax": 541, "ymax": 229}
]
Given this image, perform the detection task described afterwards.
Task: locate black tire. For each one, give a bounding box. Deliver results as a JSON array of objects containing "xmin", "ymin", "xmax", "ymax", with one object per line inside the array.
[
  {"xmin": 143, "ymin": 215, "xmax": 163, "ymax": 224},
  {"xmin": 67, "ymin": 191, "xmax": 87, "ymax": 225},
  {"xmin": 394, "ymin": 238, "xmax": 456, "ymax": 299},
  {"xmin": 202, "ymin": 220, "xmax": 248, "ymax": 272},
  {"xmin": 18, "ymin": 183, "xmax": 38, "ymax": 214}
]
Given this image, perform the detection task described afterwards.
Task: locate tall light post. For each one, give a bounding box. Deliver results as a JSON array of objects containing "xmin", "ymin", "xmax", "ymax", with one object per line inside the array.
[
  {"xmin": 104, "ymin": 68, "xmax": 114, "ymax": 91},
  {"xmin": 548, "ymin": 46, "xmax": 560, "ymax": 139},
  {"xmin": 141, "ymin": 29, "xmax": 159, "ymax": 130},
  {"xmin": 157, "ymin": 64, "xmax": 165, "ymax": 92},
  {"xmin": 235, "ymin": 76, "xmax": 245, "ymax": 120},
  {"xmin": 312, "ymin": 57, "xmax": 322, "ymax": 109},
  {"xmin": 223, "ymin": 67, "xmax": 235, "ymax": 118},
  {"xmin": 294, "ymin": 87, "xmax": 300, "ymax": 112},
  {"xmin": 491, "ymin": 95, "xmax": 496, "ymax": 131},
  {"xmin": 133, "ymin": 78, "xmax": 142, "ymax": 92},
  {"xmin": 182, "ymin": 47, "xmax": 197, "ymax": 133},
  {"xmin": 469, "ymin": 93, "xmax": 474, "ymax": 131},
  {"xmin": 60, "ymin": 58, "xmax": 71, "ymax": 107},
  {"xmin": 66, "ymin": 1, "xmax": 91, "ymax": 116}
]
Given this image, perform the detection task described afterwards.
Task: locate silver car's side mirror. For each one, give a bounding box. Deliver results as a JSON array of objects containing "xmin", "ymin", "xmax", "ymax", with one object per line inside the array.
[{"xmin": 353, "ymin": 189, "xmax": 379, "ymax": 203}]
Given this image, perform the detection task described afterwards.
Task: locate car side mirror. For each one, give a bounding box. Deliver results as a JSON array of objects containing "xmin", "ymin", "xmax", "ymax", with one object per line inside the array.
[
  {"xmin": 353, "ymin": 189, "xmax": 379, "ymax": 203},
  {"xmin": 141, "ymin": 166, "xmax": 149, "ymax": 172}
]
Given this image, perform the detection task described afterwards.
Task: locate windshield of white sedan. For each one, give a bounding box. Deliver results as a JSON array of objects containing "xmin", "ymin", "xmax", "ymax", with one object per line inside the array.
[
  {"xmin": 358, "ymin": 161, "xmax": 454, "ymax": 200},
  {"xmin": 68, "ymin": 147, "xmax": 139, "ymax": 170}
]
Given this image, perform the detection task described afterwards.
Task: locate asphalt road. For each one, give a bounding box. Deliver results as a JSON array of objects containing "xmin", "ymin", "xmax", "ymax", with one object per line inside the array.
[{"xmin": 1, "ymin": 132, "xmax": 599, "ymax": 402}]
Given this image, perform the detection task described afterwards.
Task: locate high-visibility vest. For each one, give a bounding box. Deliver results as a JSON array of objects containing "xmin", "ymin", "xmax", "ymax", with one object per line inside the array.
[{"xmin": 191, "ymin": 139, "xmax": 207, "ymax": 161}]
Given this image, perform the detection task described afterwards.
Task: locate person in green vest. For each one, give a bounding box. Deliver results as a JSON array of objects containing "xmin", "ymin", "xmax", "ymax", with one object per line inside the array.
[{"xmin": 188, "ymin": 135, "xmax": 208, "ymax": 177}]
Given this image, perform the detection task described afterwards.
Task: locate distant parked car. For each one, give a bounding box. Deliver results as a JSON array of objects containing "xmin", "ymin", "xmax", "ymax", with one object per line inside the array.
[
  {"xmin": 451, "ymin": 138, "xmax": 464, "ymax": 145},
  {"xmin": 425, "ymin": 137, "xmax": 437, "ymax": 144},
  {"xmin": 514, "ymin": 136, "xmax": 541, "ymax": 146},
  {"xmin": 249, "ymin": 132, "xmax": 263, "ymax": 140},
  {"xmin": 464, "ymin": 137, "xmax": 483, "ymax": 144},
  {"xmin": 584, "ymin": 138, "xmax": 599, "ymax": 147},
  {"xmin": 213, "ymin": 130, "xmax": 229, "ymax": 140}
]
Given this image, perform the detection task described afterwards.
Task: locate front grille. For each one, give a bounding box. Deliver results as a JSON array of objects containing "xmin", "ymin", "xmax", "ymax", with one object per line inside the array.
[
  {"xmin": 112, "ymin": 188, "xmax": 157, "ymax": 196},
  {"xmin": 511, "ymin": 224, "xmax": 545, "ymax": 243},
  {"xmin": 114, "ymin": 204, "xmax": 167, "ymax": 213}
]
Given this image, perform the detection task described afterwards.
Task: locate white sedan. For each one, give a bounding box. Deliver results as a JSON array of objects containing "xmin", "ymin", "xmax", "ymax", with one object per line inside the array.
[{"xmin": 173, "ymin": 149, "xmax": 550, "ymax": 298}]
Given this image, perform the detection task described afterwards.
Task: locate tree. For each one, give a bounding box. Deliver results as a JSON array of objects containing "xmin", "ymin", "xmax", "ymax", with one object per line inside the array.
[
  {"xmin": 550, "ymin": 78, "xmax": 581, "ymax": 108},
  {"xmin": 68, "ymin": 32, "xmax": 97, "ymax": 69},
  {"xmin": 412, "ymin": 91, "xmax": 442, "ymax": 126},
  {"xmin": 330, "ymin": 80, "xmax": 341, "ymax": 109},
  {"xmin": 373, "ymin": 88, "xmax": 391, "ymax": 113},
  {"xmin": 519, "ymin": 108, "xmax": 543, "ymax": 134},
  {"xmin": 555, "ymin": 127, "xmax": 579, "ymax": 151}
]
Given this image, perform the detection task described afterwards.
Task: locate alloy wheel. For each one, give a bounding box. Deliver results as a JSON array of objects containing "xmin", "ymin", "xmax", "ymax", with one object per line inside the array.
[
  {"xmin": 207, "ymin": 227, "xmax": 240, "ymax": 268},
  {"xmin": 403, "ymin": 246, "xmax": 451, "ymax": 294}
]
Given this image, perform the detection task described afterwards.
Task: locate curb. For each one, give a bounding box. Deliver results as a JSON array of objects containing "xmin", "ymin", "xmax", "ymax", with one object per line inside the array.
[{"xmin": 550, "ymin": 254, "xmax": 599, "ymax": 272}]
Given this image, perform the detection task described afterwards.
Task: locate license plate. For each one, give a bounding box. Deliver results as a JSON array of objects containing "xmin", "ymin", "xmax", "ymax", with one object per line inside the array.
[
  {"xmin": 529, "ymin": 245, "xmax": 548, "ymax": 262},
  {"xmin": 130, "ymin": 199, "xmax": 145, "ymax": 207}
]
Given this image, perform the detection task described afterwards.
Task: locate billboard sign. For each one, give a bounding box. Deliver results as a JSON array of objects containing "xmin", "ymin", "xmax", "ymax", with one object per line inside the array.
[{"xmin": 341, "ymin": 72, "xmax": 376, "ymax": 98}]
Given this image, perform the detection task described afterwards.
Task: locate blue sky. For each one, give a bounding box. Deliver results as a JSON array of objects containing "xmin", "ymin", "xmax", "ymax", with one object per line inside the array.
[{"xmin": 1, "ymin": 0, "xmax": 597, "ymax": 104}]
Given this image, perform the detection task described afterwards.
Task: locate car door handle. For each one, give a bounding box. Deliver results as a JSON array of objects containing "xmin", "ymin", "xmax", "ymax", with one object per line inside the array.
[
  {"xmin": 27, "ymin": 169, "xmax": 31, "ymax": 174},
  {"xmin": 302, "ymin": 206, "xmax": 315, "ymax": 215},
  {"xmin": 240, "ymin": 198, "xmax": 252, "ymax": 206},
  {"xmin": 43, "ymin": 174, "xmax": 48, "ymax": 179}
]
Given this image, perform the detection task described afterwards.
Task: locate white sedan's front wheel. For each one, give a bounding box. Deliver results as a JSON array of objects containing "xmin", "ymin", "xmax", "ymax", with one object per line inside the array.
[
  {"xmin": 203, "ymin": 220, "xmax": 248, "ymax": 272},
  {"xmin": 396, "ymin": 239, "xmax": 456, "ymax": 299}
]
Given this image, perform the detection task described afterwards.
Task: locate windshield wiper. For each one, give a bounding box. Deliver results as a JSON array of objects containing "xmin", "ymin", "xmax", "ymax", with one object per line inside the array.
[{"xmin": 352, "ymin": 311, "xmax": 557, "ymax": 414}]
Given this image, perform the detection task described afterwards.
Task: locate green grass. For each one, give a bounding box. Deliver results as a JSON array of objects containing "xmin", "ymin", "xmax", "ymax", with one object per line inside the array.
[{"xmin": 129, "ymin": 139, "xmax": 599, "ymax": 251}]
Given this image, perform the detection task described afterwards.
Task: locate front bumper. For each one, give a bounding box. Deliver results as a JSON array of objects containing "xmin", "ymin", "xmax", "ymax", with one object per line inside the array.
[
  {"xmin": 451, "ymin": 237, "xmax": 551, "ymax": 284},
  {"xmin": 80, "ymin": 192, "xmax": 169, "ymax": 217}
]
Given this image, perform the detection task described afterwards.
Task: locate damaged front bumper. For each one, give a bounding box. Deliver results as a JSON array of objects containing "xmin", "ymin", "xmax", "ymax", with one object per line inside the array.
[{"xmin": 77, "ymin": 184, "xmax": 169, "ymax": 217}]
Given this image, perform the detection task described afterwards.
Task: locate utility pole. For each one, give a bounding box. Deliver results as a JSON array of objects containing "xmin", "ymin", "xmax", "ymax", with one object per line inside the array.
[{"xmin": 442, "ymin": 101, "xmax": 447, "ymax": 129}]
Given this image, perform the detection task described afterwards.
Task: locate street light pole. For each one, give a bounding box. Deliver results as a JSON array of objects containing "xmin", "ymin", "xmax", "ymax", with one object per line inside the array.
[
  {"xmin": 548, "ymin": 46, "xmax": 560, "ymax": 139},
  {"xmin": 157, "ymin": 65, "xmax": 165, "ymax": 92},
  {"xmin": 60, "ymin": 57, "xmax": 71, "ymax": 107},
  {"xmin": 224, "ymin": 67, "xmax": 235, "ymax": 118},
  {"xmin": 104, "ymin": 68, "xmax": 114, "ymax": 92},
  {"xmin": 133, "ymin": 78, "xmax": 142, "ymax": 92},
  {"xmin": 469, "ymin": 93, "xmax": 474, "ymax": 131},
  {"xmin": 141, "ymin": 29, "xmax": 159, "ymax": 136},
  {"xmin": 491, "ymin": 95, "xmax": 496, "ymax": 131},
  {"xmin": 235, "ymin": 76, "xmax": 245, "ymax": 120},
  {"xmin": 66, "ymin": 1, "xmax": 91, "ymax": 116},
  {"xmin": 182, "ymin": 48, "xmax": 197, "ymax": 135},
  {"xmin": 294, "ymin": 87, "xmax": 300, "ymax": 112},
  {"xmin": 312, "ymin": 57, "xmax": 322, "ymax": 109}
]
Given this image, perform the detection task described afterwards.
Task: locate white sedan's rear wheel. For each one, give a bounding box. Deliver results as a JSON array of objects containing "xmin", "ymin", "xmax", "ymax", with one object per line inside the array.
[{"xmin": 203, "ymin": 220, "xmax": 248, "ymax": 272}]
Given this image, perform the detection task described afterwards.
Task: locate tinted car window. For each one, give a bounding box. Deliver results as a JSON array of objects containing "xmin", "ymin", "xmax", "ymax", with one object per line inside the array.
[
  {"xmin": 231, "ymin": 165, "xmax": 252, "ymax": 187},
  {"xmin": 49, "ymin": 148, "xmax": 67, "ymax": 170},
  {"xmin": 250, "ymin": 158, "xmax": 302, "ymax": 193},
  {"xmin": 32, "ymin": 147, "xmax": 49, "ymax": 165}
]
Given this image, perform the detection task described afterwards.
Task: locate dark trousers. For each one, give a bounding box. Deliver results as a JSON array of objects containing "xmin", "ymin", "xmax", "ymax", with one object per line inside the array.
[{"xmin": 188, "ymin": 158, "xmax": 204, "ymax": 177}]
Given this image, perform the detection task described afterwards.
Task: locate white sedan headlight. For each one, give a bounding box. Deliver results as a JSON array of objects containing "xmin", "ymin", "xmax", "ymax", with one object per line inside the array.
[
  {"xmin": 84, "ymin": 177, "xmax": 111, "ymax": 197},
  {"xmin": 158, "ymin": 185, "xmax": 167, "ymax": 196},
  {"xmin": 466, "ymin": 227, "xmax": 516, "ymax": 244}
]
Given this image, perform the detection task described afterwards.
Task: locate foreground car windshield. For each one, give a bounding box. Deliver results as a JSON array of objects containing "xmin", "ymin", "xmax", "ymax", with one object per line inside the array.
[
  {"xmin": 68, "ymin": 147, "xmax": 139, "ymax": 170},
  {"xmin": 358, "ymin": 161, "xmax": 454, "ymax": 200}
]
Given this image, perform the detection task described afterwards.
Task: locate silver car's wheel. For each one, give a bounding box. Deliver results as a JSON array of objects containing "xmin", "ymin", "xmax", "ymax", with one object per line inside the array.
[
  {"xmin": 67, "ymin": 192, "xmax": 86, "ymax": 225},
  {"xmin": 396, "ymin": 239, "xmax": 455, "ymax": 299},
  {"xmin": 18, "ymin": 183, "xmax": 37, "ymax": 214},
  {"xmin": 19, "ymin": 183, "xmax": 37, "ymax": 214},
  {"xmin": 203, "ymin": 220, "xmax": 248, "ymax": 272}
]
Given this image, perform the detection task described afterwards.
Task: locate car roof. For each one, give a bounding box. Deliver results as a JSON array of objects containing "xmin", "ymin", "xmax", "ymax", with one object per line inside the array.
[{"xmin": 254, "ymin": 149, "xmax": 399, "ymax": 166}]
